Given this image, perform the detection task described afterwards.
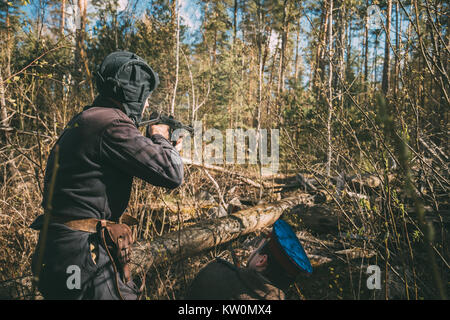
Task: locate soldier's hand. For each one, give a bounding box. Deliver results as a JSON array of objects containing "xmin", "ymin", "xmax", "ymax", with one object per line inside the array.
[
  {"xmin": 174, "ymin": 137, "xmax": 183, "ymax": 153},
  {"xmin": 147, "ymin": 124, "xmax": 170, "ymax": 140}
]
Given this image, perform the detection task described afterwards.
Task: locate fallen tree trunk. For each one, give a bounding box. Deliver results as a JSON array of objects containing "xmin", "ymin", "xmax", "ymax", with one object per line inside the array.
[
  {"xmin": 145, "ymin": 203, "xmax": 217, "ymax": 224},
  {"xmin": 272, "ymin": 172, "xmax": 395, "ymax": 192},
  {"xmin": 130, "ymin": 193, "xmax": 314, "ymax": 274}
]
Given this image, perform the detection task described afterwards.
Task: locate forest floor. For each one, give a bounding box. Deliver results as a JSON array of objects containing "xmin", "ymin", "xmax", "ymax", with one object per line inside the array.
[{"xmin": 0, "ymin": 163, "xmax": 448, "ymax": 300}]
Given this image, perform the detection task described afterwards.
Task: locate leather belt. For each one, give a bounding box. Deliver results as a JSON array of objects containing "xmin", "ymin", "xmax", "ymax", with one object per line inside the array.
[{"xmin": 49, "ymin": 214, "xmax": 138, "ymax": 233}]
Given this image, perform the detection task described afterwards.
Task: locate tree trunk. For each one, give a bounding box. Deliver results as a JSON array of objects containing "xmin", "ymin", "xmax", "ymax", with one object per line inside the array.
[
  {"xmin": 74, "ymin": 0, "xmax": 94, "ymax": 102},
  {"xmin": 255, "ymin": 0, "xmax": 263, "ymax": 129},
  {"xmin": 212, "ymin": 7, "xmax": 217, "ymax": 67},
  {"xmin": 233, "ymin": 0, "xmax": 238, "ymax": 46},
  {"xmin": 326, "ymin": 0, "xmax": 333, "ymax": 177},
  {"xmin": 337, "ymin": 2, "xmax": 346, "ymax": 110},
  {"xmin": 60, "ymin": 0, "xmax": 66, "ymax": 36},
  {"xmin": 382, "ymin": 0, "xmax": 392, "ymax": 95},
  {"xmin": 130, "ymin": 194, "xmax": 314, "ymax": 274},
  {"xmin": 171, "ymin": 0, "xmax": 180, "ymax": 116},
  {"xmin": 0, "ymin": 73, "xmax": 18, "ymax": 180},
  {"xmin": 0, "ymin": 73, "xmax": 10, "ymax": 134},
  {"xmin": 1, "ymin": 5, "xmax": 14, "ymax": 177},
  {"xmin": 394, "ymin": 0, "xmax": 400, "ymax": 97},
  {"xmin": 5, "ymin": 5, "xmax": 11, "ymax": 77},
  {"xmin": 315, "ymin": 3, "xmax": 329, "ymax": 91},
  {"xmin": 363, "ymin": 0, "xmax": 369, "ymax": 89},
  {"xmin": 294, "ymin": 15, "xmax": 301, "ymax": 81},
  {"xmin": 374, "ymin": 31, "xmax": 379, "ymax": 85},
  {"xmin": 276, "ymin": 0, "xmax": 290, "ymax": 105}
]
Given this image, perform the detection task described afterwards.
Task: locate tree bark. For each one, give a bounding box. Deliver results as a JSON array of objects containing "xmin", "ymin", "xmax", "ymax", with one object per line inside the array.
[
  {"xmin": 60, "ymin": 0, "xmax": 66, "ymax": 36},
  {"xmin": 171, "ymin": 0, "xmax": 180, "ymax": 116},
  {"xmin": 0, "ymin": 72, "xmax": 19, "ymax": 180},
  {"xmin": 233, "ymin": 0, "xmax": 238, "ymax": 46},
  {"xmin": 74, "ymin": 0, "xmax": 94, "ymax": 102},
  {"xmin": 382, "ymin": 0, "xmax": 392, "ymax": 95},
  {"xmin": 5, "ymin": 4, "xmax": 11, "ymax": 77},
  {"xmin": 256, "ymin": 0, "xmax": 263, "ymax": 129},
  {"xmin": 294, "ymin": 14, "xmax": 301, "ymax": 80},
  {"xmin": 394, "ymin": 0, "xmax": 400, "ymax": 97},
  {"xmin": 336, "ymin": 1, "xmax": 346, "ymax": 110},
  {"xmin": 326, "ymin": 0, "xmax": 333, "ymax": 177},
  {"xmin": 363, "ymin": 0, "xmax": 369, "ymax": 88},
  {"xmin": 313, "ymin": 3, "xmax": 329, "ymax": 92},
  {"xmin": 276, "ymin": 0, "xmax": 289, "ymax": 99},
  {"xmin": 0, "ymin": 73, "xmax": 10, "ymax": 135}
]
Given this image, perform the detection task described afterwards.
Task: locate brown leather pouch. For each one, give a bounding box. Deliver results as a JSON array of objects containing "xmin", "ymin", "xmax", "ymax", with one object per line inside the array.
[{"xmin": 99, "ymin": 222, "xmax": 134, "ymax": 284}]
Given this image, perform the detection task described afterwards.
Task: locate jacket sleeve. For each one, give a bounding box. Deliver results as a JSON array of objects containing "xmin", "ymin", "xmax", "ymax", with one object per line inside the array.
[{"xmin": 101, "ymin": 118, "xmax": 184, "ymax": 189}]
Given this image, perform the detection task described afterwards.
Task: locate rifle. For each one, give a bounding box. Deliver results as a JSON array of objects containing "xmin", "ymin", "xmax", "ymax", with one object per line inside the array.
[{"xmin": 139, "ymin": 112, "xmax": 194, "ymax": 134}]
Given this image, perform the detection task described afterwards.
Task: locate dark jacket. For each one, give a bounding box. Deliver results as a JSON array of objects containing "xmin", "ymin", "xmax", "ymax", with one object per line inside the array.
[
  {"xmin": 31, "ymin": 105, "xmax": 183, "ymax": 299},
  {"xmin": 39, "ymin": 105, "xmax": 183, "ymax": 222},
  {"xmin": 185, "ymin": 258, "xmax": 285, "ymax": 300}
]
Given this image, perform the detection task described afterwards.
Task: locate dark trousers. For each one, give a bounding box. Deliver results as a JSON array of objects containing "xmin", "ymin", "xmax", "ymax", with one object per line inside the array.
[{"xmin": 33, "ymin": 224, "xmax": 139, "ymax": 300}]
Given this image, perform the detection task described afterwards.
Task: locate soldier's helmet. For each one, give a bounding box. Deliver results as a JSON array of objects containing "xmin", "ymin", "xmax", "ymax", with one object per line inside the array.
[
  {"xmin": 265, "ymin": 219, "xmax": 313, "ymax": 278},
  {"xmin": 95, "ymin": 51, "xmax": 159, "ymax": 126}
]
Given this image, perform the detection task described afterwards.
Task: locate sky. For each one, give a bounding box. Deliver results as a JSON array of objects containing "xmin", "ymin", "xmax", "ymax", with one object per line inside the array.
[
  {"xmin": 59, "ymin": 0, "xmax": 202, "ymax": 42},
  {"xmin": 179, "ymin": 0, "xmax": 202, "ymax": 32}
]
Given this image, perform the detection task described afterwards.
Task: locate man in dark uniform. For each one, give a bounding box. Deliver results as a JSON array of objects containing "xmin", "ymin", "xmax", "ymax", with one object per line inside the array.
[
  {"xmin": 30, "ymin": 51, "xmax": 184, "ymax": 300},
  {"xmin": 185, "ymin": 219, "xmax": 313, "ymax": 300}
]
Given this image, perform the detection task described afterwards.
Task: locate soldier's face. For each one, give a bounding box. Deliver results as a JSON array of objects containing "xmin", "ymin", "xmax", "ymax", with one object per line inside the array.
[
  {"xmin": 246, "ymin": 238, "xmax": 268, "ymax": 271},
  {"xmin": 141, "ymin": 99, "xmax": 150, "ymax": 117}
]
